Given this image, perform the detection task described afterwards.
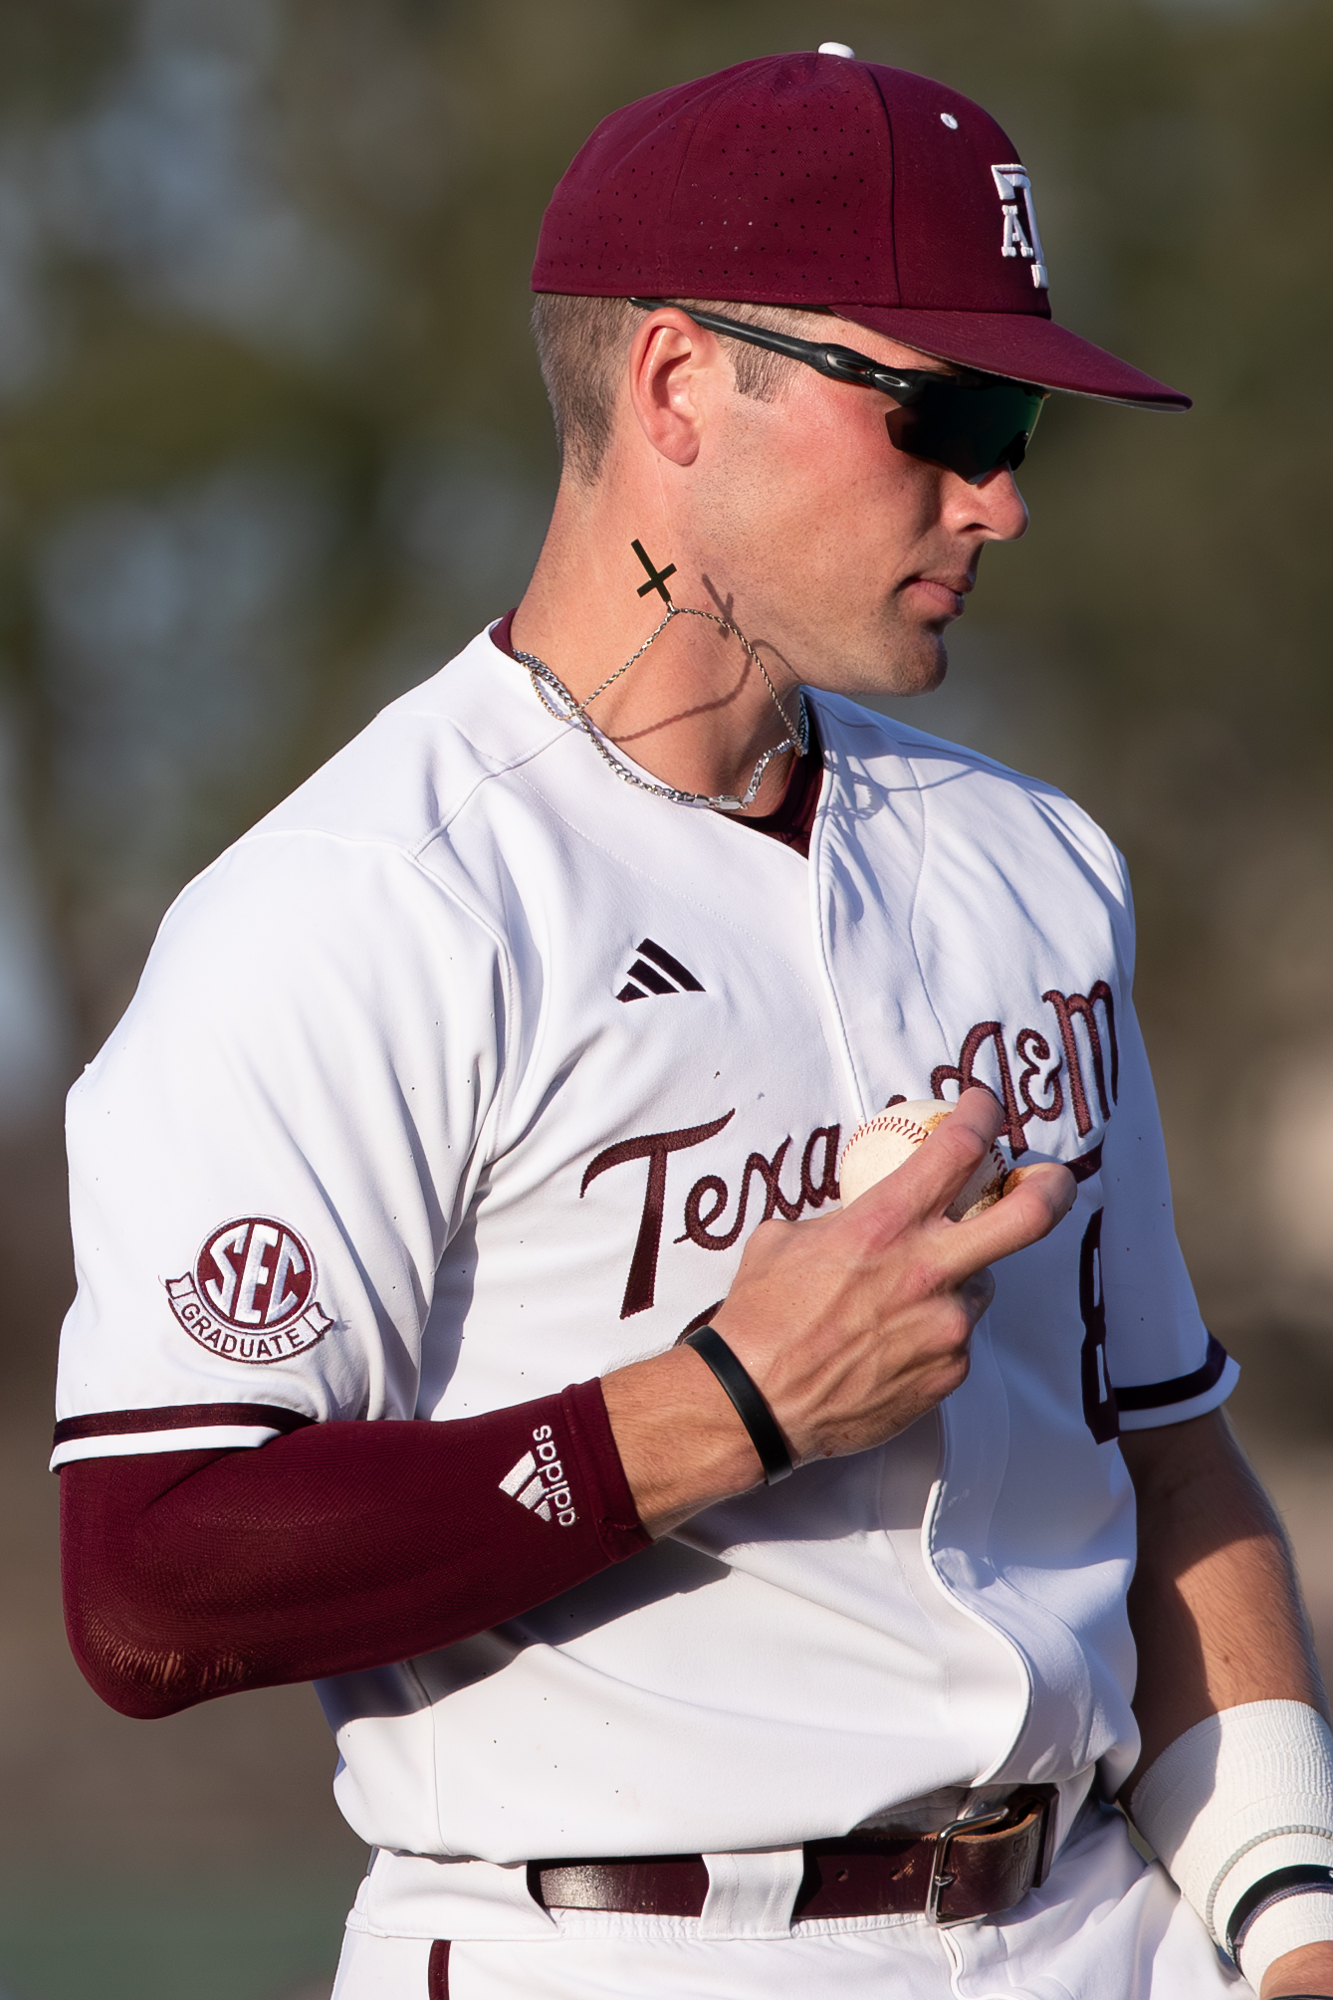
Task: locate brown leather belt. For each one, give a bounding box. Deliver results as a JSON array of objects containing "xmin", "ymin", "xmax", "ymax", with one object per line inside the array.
[{"xmin": 530, "ymin": 1785, "xmax": 1057, "ymax": 1927}]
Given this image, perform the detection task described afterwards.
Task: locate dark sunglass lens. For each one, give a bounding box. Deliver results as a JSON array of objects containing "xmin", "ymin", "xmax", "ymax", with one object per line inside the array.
[{"xmin": 886, "ymin": 379, "xmax": 1045, "ymax": 483}]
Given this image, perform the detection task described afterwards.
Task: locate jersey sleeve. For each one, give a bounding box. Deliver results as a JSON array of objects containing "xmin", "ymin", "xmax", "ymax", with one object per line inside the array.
[
  {"xmin": 1097, "ymin": 995, "xmax": 1238, "ymax": 1432},
  {"xmin": 54, "ymin": 830, "xmax": 509, "ymax": 1466}
]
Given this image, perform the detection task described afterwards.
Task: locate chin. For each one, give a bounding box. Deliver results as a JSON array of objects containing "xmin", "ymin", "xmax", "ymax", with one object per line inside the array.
[
  {"xmin": 791, "ymin": 611, "xmax": 950, "ymax": 701},
  {"xmin": 914, "ymin": 640, "xmax": 950, "ymax": 694},
  {"xmin": 898, "ymin": 619, "xmax": 952, "ymax": 692},
  {"xmin": 849, "ymin": 634, "xmax": 949, "ymax": 701}
]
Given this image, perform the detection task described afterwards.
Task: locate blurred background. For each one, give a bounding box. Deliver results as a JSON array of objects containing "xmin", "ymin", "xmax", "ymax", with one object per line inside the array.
[{"xmin": 0, "ymin": 0, "xmax": 1328, "ymax": 1992}]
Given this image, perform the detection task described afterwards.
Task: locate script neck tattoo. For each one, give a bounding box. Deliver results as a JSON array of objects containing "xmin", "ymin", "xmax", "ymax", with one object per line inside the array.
[{"xmin": 514, "ymin": 604, "xmax": 809, "ymax": 815}]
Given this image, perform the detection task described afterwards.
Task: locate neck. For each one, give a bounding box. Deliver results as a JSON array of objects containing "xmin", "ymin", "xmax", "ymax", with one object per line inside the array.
[{"xmin": 510, "ymin": 472, "xmax": 803, "ymax": 813}]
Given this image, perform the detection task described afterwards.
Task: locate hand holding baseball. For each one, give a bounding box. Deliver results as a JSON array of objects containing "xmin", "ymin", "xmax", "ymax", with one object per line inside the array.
[
  {"xmin": 710, "ymin": 1086, "xmax": 1074, "ymax": 1459},
  {"xmin": 605, "ymin": 1088, "xmax": 1076, "ymax": 1533},
  {"xmin": 838, "ymin": 1099, "xmax": 1010, "ymax": 1218}
]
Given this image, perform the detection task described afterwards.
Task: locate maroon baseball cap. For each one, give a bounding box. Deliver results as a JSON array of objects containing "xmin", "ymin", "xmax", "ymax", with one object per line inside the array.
[{"xmin": 532, "ymin": 50, "xmax": 1189, "ymax": 410}]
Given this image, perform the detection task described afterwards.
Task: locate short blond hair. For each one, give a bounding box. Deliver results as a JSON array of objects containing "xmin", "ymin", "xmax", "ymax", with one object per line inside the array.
[{"xmin": 530, "ymin": 294, "xmax": 831, "ymax": 482}]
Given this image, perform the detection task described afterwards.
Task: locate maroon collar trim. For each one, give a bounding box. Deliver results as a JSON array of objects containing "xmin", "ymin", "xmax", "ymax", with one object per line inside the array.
[{"xmin": 489, "ymin": 611, "xmax": 822, "ymax": 856}]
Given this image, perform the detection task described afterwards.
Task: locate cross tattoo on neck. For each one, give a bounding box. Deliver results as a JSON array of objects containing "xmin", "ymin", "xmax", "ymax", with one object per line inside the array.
[{"xmin": 631, "ymin": 539, "xmax": 677, "ymax": 604}]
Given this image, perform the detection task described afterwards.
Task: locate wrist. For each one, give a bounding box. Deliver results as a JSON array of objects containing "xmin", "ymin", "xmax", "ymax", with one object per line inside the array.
[
  {"xmin": 681, "ymin": 1325, "xmax": 793, "ymax": 1485},
  {"xmin": 1245, "ymin": 1896, "xmax": 1333, "ymax": 1996},
  {"xmin": 1131, "ymin": 1704, "xmax": 1333, "ymax": 1935},
  {"xmin": 602, "ymin": 1343, "xmax": 764, "ymax": 1536},
  {"xmin": 1259, "ymin": 1934, "xmax": 1333, "ymax": 1997}
]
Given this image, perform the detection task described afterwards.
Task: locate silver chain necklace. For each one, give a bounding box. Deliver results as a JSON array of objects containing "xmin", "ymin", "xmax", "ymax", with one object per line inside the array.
[{"xmin": 513, "ymin": 603, "xmax": 809, "ymax": 813}]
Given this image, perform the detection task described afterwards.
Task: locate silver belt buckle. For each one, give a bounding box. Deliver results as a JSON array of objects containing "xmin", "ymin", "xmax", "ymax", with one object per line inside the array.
[{"xmin": 924, "ymin": 1804, "xmax": 1010, "ymax": 1927}]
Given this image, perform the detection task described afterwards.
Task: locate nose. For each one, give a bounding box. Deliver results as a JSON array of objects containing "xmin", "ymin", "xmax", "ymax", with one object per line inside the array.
[{"xmin": 950, "ymin": 463, "xmax": 1029, "ymax": 542}]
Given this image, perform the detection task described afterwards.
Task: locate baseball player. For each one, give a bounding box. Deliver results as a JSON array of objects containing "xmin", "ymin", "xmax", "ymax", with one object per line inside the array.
[{"xmin": 54, "ymin": 49, "xmax": 1333, "ymax": 2000}]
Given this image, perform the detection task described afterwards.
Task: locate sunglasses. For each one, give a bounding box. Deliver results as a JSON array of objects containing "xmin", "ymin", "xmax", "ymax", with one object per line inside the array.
[{"xmin": 629, "ymin": 299, "xmax": 1048, "ymax": 486}]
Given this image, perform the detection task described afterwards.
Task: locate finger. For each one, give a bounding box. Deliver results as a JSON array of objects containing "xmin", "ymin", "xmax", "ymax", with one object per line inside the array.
[
  {"xmin": 951, "ymin": 1086, "xmax": 1006, "ymax": 1143},
  {"xmin": 1003, "ymin": 1162, "xmax": 1076, "ymax": 1200},
  {"xmin": 848, "ymin": 1088, "xmax": 1004, "ymax": 1226},
  {"xmin": 958, "ymin": 1265, "xmax": 996, "ymax": 1322},
  {"xmin": 943, "ymin": 1162, "xmax": 1076, "ymax": 1276}
]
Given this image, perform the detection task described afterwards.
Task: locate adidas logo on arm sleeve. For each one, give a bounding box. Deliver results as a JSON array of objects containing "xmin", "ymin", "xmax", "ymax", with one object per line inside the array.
[{"xmin": 498, "ymin": 1423, "xmax": 577, "ymax": 1525}]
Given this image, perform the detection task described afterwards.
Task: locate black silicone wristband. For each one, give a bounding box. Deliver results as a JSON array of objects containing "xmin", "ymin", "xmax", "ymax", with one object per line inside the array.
[
  {"xmin": 682, "ymin": 1326, "xmax": 793, "ymax": 1485},
  {"xmin": 1226, "ymin": 1864, "xmax": 1333, "ymax": 1958}
]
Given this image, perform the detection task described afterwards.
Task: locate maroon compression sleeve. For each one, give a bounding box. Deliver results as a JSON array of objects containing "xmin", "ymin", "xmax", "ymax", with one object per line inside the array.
[{"xmin": 60, "ymin": 1380, "xmax": 649, "ymax": 1720}]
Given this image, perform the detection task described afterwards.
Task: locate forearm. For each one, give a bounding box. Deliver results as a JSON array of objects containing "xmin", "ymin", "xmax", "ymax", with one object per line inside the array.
[
  {"xmin": 1124, "ymin": 1412, "xmax": 1333, "ymax": 1998},
  {"xmin": 60, "ymin": 1382, "xmax": 648, "ymax": 1718},
  {"xmin": 1122, "ymin": 1410, "xmax": 1325, "ymax": 1789}
]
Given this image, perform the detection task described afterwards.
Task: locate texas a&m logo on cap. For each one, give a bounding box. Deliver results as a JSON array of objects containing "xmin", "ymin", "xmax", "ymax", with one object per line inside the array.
[
  {"xmin": 166, "ymin": 1216, "xmax": 333, "ymax": 1363},
  {"xmin": 991, "ymin": 164, "xmax": 1047, "ymax": 290}
]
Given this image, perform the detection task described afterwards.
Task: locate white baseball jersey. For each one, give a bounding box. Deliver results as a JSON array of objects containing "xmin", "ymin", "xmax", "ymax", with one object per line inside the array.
[{"xmin": 55, "ymin": 620, "xmax": 1235, "ymax": 1949}]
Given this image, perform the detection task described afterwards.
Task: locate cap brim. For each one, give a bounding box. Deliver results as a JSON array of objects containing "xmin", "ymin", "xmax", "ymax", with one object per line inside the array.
[{"xmin": 829, "ymin": 305, "xmax": 1190, "ymax": 410}]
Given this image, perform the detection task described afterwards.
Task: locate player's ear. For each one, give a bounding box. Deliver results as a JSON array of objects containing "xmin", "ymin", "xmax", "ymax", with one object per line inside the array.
[{"xmin": 626, "ymin": 309, "xmax": 717, "ymax": 468}]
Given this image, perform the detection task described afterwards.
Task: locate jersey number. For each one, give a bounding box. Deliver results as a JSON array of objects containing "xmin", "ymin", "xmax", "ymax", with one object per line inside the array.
[{"xmin": 1079, "ymin": 1207, "xmax": 1119, "ymax": 1444}]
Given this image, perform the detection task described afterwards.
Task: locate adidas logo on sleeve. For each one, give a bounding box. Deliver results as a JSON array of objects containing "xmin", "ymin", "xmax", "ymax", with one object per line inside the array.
[{"xmin": 498, "ymin": 1423, "xmax": 577, "ymax": 1526}]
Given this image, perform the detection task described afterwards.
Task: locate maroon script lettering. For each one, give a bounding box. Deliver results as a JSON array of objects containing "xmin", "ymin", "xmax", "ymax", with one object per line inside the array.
[
  {"xmin": 682, "ymin": 1123, "xmax": 842, "ymax": 1251},
  {"xmin": 800, "ymin": 1126, "xmax": 841, "ymax": 1208},
  {"xmin": 929, "ymin": 980, "xmax": 1119, "ymax": 1154},
  {"xmin": 931, "ymin": 1021, "xmax": 1030, "ymax": 1155},
  {"xmin": 1043, "ymin": 985, "xmax": 1118, "ymax": 1137},
  {"xmin": 582, "ymin": 1113, "xmax": 735, "ymax": 1318},
  {"xmin": 1014, "ymin": 1027, "xmax": 1063, "ymax": 1126},
  {"xmin": 583, "ymin": 1114, "xmax": 843, "ymax": 1320},
  {"xmin": 682, "ymin": 1137, "xmax": 795, "ymax": 1250}
]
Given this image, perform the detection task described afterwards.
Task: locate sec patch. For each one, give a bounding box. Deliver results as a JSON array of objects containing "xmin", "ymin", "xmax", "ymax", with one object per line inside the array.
[{"xmin": 167, "ymin": 1216, "xmax": 333, "ymax": 1363}]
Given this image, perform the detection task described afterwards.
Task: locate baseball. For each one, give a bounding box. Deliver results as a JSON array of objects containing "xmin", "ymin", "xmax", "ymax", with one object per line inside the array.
[{"xmin": 838, "ymin": 1100, "xmax": 1008, "ymax": 1221}]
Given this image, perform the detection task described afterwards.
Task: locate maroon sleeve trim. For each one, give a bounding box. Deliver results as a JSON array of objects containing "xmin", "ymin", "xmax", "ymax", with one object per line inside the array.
[
  {"xmin": 53, "ymin": 1403, "xmax": 315, "ymax": 1448},
  {"xmin": 1069, "ymin": 1142, "xmax": 1103, "ymax": 1183},
  {"xmin": 1114, "ymin": 1332, "xmax": 1230, "ymax": 1412}
]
